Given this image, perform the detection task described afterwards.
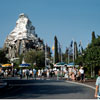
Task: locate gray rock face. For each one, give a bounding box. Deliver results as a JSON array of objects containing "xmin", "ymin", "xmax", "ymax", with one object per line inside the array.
[{"xmin": 3, "ymin": 13, "xmax": 44, "ymax": 59}]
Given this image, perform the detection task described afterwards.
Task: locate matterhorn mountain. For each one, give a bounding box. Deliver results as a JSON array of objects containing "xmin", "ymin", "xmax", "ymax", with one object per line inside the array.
[{"xmin": 3, "ymin": 13, "xmax": 44, "ymax": 59}]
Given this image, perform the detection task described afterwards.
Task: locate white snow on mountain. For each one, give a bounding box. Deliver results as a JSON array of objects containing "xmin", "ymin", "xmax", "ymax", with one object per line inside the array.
[{"xmin": 6, "ymin": 13, "xmax": 38, "ymax": 45}]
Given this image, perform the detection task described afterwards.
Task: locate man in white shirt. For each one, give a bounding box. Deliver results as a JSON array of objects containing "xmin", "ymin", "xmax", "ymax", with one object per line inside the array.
[{"xmin": 79, "ymin": 67, "xmax": 84, "ymax": 82}]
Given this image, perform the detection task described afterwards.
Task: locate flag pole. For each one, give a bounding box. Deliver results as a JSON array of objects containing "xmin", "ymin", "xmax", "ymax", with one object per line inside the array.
[
  {"xmin": 51, "ymin": 40, "xmax": 55, "ymax": 65},
  {"xmin": 75, "ymin": 41, "xmax": 76, "ymax": 60}
]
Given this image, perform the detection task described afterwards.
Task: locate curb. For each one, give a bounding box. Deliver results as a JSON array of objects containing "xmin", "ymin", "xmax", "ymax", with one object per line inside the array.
[{"xmin": 66, "ymin": 80, "xmax": 95, "ymax": 90}]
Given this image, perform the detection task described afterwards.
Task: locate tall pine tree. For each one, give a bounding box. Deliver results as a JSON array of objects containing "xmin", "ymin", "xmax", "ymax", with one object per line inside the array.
[
  {"xmin": 54, "ymin": 36, "xmax": 59, "ymax": 63},
  {"xmin": 92, "ymin": 31, "xmax": 96, "ymax": 43},
  {"xmin": 74, "ymin": 41, "xmax": 78, "ymax": 60}
]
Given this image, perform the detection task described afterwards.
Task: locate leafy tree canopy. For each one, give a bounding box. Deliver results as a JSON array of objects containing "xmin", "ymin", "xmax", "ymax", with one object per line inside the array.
[
  {"xmin": 0, "ymin": 49, "xmax": 9, "ymax": 64},
  {"xmin": 24, "ymin": 50, "xmax": 45, "ymax": 69}
]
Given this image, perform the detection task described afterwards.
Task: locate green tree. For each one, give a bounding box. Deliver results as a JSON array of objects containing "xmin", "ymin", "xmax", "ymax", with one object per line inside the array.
[
  {"xmin": 24, "ymin": 50, "xmax": 45, "ymax": 69},
  {"xmin": 46, "ymin": 45, "xmax": 52, "ymax": 59},
  {"xmin": 62, "ymin": 47, "xmax": 68, "ymax": 63},
  {"xmin": 24, "ymin": 50, "xmax": 36, "ymax": 64},
  {"xmin": 82, "ymin": 34, "xmax": 100, "ymax": 77},
  {"xmin": 92, "ymin": 31, "xmax": 96, "ymax": 43},
  {"xmin": 74, "ymin": 41, "xmax": 78, "ymax": 60},
  {"xmin": 36, "ymin": 50, "xmax": 45, "ymax": 69},
  {"xmin": 54, "ymin": 36, "xmax": 59, "ymax": 63},
  {"xmin": 75, "ymin": 55, "xmax": 84, "ymax": 66},
  {"xmin": 0, "ymin": 50, "xmax": 9, "ymax": 64},
  {"xmin": 74, "ymin": 32, "xmax": 100, "ymax": 77}
]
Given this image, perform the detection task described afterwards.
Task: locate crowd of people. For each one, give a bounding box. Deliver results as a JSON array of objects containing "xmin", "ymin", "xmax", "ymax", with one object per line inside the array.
[
  {"xmin": 18, "ymin": 68, "xmax": 55, "ymax": 79},
  {"xmin": 64, "ymin": 66, "xmax": 85, "ymax": 82},
  {"xmin": 0, "ymin": 68, "xmax": 17, "ymax": 78},
  {"xmin": 0, "ymin": 68, "xmax": 55, "ymax": 79},
  {"xmin": 0, "ymin": 66, "xmax": 85, "ymax": 82}
]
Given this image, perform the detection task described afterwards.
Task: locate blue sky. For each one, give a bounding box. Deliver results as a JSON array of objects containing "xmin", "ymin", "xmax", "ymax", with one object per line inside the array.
[{"xmin": 0, "ymin": 0, "xmax": 100, "ymax": 52}]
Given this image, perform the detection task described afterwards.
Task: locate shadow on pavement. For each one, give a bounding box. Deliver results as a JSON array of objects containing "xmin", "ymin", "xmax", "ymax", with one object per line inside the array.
[{"xmin": 0, "ymin": 80, "xmax": 95, "ymax": 99}]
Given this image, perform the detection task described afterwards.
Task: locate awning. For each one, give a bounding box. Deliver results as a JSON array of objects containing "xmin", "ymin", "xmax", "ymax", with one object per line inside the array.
[
  {"xmin": 54, "ymin": 62, "xmax": 67, "ymax": 67},
  {"xmin": 67, "ymin": 62, "xmax": 79, "ymax": 68},
  {"xmin": 67, "ymin": 62, "xmax": 74, "ymax": 67},
  {"xmin": 2, "ymin": 64, "xmax": 12, "ymax": 67},
  {"xmin": 19, "ymin": 64, "xmax": 30, "ymax": 67}
]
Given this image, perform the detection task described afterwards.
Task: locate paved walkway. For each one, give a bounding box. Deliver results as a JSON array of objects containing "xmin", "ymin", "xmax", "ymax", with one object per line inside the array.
[
  {"xmin": 0, "ymin": 80, "xmax": 7, "ymax": 88},
  {"xmin": 0, "ymin": 79, "xmax": 95, "ymax": 99},
  {"xmin": 82, "ymin": 79, "xmax": 96, "ymax": 87},
  {"xmin": 0, "ymin": 76, "xmax": 96, "ymax": 89}
]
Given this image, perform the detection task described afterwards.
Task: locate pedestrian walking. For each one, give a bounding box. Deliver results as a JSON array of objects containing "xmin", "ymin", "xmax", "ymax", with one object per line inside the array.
[
  {"xmin": 64, "ymin": 68, "xmax": 69, "ymax": 80},
  {"xmin": 38, "ymin": 69, "xmax": 41, "ymax": 77},
  {"xmin": 71, "ymin": 67, "xmax": 76, "ymax": 81},
  {"xmin": 57, "ymin": 69, "xmax": 59, "ymax": 80},
  {"xmin": 23, "ymin": 69, "xmax": 25, "ymax": 77},
  {"xmin": 79, "ymin": 66, "xmax": 85, "ymax": 82},
  {"xmin": 33, "ymin": 69, "xmax": 36, "ymax": 80},
  {"xmin": 76, "ymin": 68, "xmax": 79, "ymax": 81},
  {"xmin": 5, "ymin": 69, "xmax": 8, "ymax": 77},
  {"xmin": 73, "ymin": 67, "xmax": 77, "ymax": 80},
  {"xmin": 95, "ymin": 70, "xmax": 100, "ymax": 99},
  {"xmin": 29, "ymin": 69, "xmax": 33, "ymax": 78},
  {"xmin": 47, "ymin": 70, "xmax": 49, "ymax": 78},
  {"xmin": 26, "ymin": 69, "xmax": 29, "ymax": 79},
  {"xmin": 20, "ymin": 69, "xmax": 22, "ymax": 79},
  {"xmin": 68, "ymin": 67, "xmax": 72, "ymax": 80}
]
